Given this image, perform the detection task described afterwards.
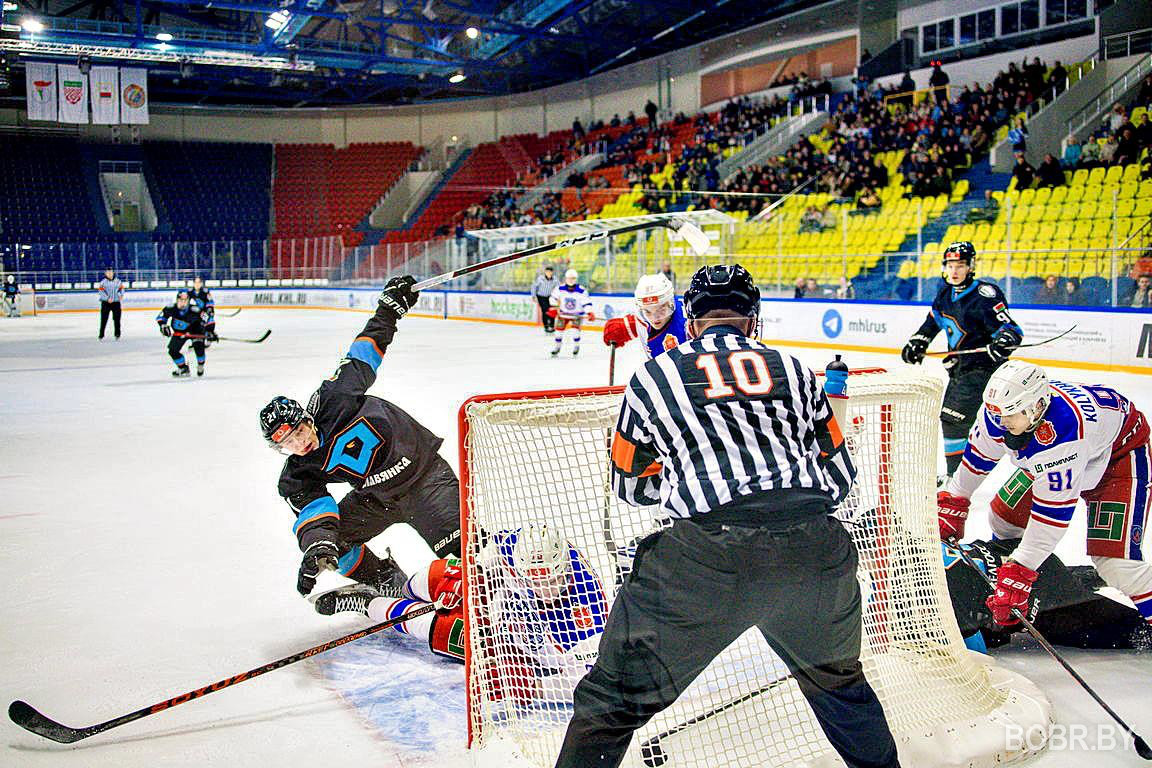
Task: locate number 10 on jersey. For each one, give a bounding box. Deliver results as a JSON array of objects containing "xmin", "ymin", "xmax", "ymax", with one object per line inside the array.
[{"xmin": 696, "ymin": 351, "xmax": 775, "ymax": 399}]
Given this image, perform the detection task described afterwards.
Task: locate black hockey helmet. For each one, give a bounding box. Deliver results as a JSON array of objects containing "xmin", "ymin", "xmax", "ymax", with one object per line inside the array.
[
  {"xmin": 175, "ymin": 289, "xmax": 190, "ymax": 301},
  {"xmin": 942, "ymin": 241, "xmax": 977, "ymax": 268},
  {"xmin": 683, "ymin": 264, "xmax": 761, "ymax": 320},
  {"xmin": 260, "ymin": 395, "xmax": 310, "ymax": 449}
]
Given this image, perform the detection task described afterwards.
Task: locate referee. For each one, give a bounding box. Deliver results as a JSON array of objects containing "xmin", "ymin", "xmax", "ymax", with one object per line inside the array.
[{"xmin": 554, "ymin": 265, "xmax": 900, "ymax": 768}]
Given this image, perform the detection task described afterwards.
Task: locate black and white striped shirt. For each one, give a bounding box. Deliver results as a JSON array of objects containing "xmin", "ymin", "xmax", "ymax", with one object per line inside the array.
[{"xmin": 610, "ymin": 325, "xmax": 855, "ymax": 525}]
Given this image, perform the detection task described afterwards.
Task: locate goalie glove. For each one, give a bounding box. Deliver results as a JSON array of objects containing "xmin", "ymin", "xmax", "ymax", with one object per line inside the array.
[
  {"xmin": 377, "ymin": 275, "xmax": 420, "ymax": 320},
  {"xmin": 987, "ymin": 326, "xmax": 1022, "ymax": 363},
  {"xmin": 937, "ymin": 490, "xmax": 970, "ymax": 541},
  {"xmin": 986, "ymin": 560, "xmax": 1038, "ymax": 627},
  {"xmin": 901, "ymin": 334, "xmax": 930, "ymax": 365},
  {"xmin": 603, "ymin": 316, "xmax": 639, "ymax": 347},
  {"xmin": 297, "ymin": 540, "xmax": 340, "ymax": 596}
]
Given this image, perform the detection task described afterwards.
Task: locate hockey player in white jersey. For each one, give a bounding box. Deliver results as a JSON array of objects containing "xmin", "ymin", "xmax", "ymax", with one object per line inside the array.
[
  {"xmin": 313, "ymin": 525, "xmax": 609, "ymax": 704},
  {"xmin": 937, "ymin": 361, "xmax": 1152, "ymax": 629},
  {"xmin": 549, "ymin": 269, "xmax": 593, "ymax": 357},
  {"xmin": 601, "ymin": 273, "xmax": 689, "ymax": 358}
]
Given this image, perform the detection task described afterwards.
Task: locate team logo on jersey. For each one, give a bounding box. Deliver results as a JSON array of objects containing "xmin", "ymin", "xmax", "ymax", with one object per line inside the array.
[
  {"xmin": 663, "ymin": 335, "xmax": 679, "ymax": 352},
  {"xmin": 1034, "ymin": 420, "xmax": 1056, "ymax": 445},
  {"xmin": 979, "ymin": 285, "xmax": 997, "ymax": 298},
  {"xmin": 571, "ymin": 604, "xmax": 594, "ymax": 630}
]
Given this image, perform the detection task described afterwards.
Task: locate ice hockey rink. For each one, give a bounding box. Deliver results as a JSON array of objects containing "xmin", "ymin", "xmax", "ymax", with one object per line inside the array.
[{"xmin": 1, "ymin": 307, "xmax": 1150, "ymax": 768}]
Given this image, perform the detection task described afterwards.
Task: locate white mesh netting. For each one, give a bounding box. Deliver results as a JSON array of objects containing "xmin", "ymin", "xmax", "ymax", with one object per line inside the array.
[{"xmin": 460, "ymin": 371, "xmax": 1051, "ymax": 767}]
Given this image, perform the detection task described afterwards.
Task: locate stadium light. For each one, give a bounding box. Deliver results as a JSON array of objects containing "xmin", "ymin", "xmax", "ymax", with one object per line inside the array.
[
  {"xmin": 448, "ymin": 72, "xmax": 466, "ymax": 83},
  {"xmin": 265, "ymin": 10, "xmax": 291, "ymax": 30},
  {"xmin": 155, "ymin": 32, "xmax": 172, "ymax": 42},
  {"xmin": 20, "ymin": 16, "xmax": 43, "ymax": 33},
  {"xmin": 465, "ymin": 26, "xmax": 479, "ymax": 39}
]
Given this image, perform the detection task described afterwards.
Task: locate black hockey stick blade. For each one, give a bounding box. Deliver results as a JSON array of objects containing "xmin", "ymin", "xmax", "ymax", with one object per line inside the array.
[
  {"xmin": 220, "ymin": 330, "xmax": 270, "ymax": 343},
  {"xmin": 8, "ymin": 700, "xmax": 90, "ymax": 744}
]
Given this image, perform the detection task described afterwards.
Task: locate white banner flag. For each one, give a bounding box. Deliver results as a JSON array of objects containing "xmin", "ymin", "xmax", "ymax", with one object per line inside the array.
[
  {"xmin": 89, "ymin": 66, "xmax": 120, "ymax": 124},
  {"xmin": 119, "ymin": 67, "xmax": 149, "ymax": 125},
  {"xmin": 57, "ymin": 64, "xmax": 89, "ymax": 124},
  {"xmin": 25, "ymin": 62, "xmax": 57, "ymax": 122}
]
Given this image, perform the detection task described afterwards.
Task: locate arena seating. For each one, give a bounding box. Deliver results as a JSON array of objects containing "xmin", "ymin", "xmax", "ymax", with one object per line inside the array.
[{"xmin": 0, "ymin": 136, "xmax": 102, "ymax": 245}]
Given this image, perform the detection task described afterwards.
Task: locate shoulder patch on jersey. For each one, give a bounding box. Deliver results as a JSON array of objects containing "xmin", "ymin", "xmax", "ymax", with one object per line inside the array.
[
  {"xmin": 1034, "ymin": 420, "xmax": 1056, "ymax": 445},
  {"xmin": 979, "ymin": 284, "xmax": 997, "ymax": 298}
]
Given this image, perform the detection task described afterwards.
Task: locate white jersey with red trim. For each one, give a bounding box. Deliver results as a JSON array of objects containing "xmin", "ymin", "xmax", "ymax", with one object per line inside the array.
[
  {"xmin": 550, "ymin": 284, "xmax": 592, "ymax": 319},
  {"xmin": 948, "ymin": 380, "xmax": 1143, "ymax": 571}
]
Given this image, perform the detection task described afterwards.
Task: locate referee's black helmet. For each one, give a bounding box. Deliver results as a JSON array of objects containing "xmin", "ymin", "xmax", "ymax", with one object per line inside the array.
[{"xmin": 684, "ymin": 264, "xmax": 761, "ymax": 320}]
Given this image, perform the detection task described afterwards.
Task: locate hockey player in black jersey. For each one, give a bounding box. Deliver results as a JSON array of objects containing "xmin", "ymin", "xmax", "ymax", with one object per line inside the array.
[
  {"xmin": 901, "ymin": 241, "xmax": 1022, "ymax": 475},
  {"xmin": 156, "ymin": 290, "xmax": 217, "ymax": 378},
  {"xmin": 188, "ymin": 276, "xmax": 215, "ymax": 336},
  {"xmin": 3, "ymin": 275, "xmax": 20, "ymax": 317},
  {"xmin": 943, "ymin": 538, "xmax": 1151, "ymax": 652},
  {"xmin": 258, "ymin": 276, "xmax": 461, "ymax": 601}
]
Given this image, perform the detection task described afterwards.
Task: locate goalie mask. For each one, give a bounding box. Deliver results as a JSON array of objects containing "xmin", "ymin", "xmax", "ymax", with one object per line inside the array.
[
  {"xmin": 634, "ymin": 273, "xmax": 675, "ymax": 327},
  {"xmin": 508, "ymin": 525, "xmax": 573, "ymax": 603},
  {"xmin": 983, "ymin": 361, "xmax": 1051, "ymax": 449}
]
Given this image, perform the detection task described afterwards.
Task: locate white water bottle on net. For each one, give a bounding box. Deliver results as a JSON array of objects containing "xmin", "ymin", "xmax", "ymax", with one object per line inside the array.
[{"xmin": 458, "ymin": 369, "xmax": 1052, "ymax": 768}]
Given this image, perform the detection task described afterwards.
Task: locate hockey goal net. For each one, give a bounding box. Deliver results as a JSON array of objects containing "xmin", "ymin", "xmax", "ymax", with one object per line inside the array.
[{"xmin": 459, "ymin": 369, "xmax": 1051, "ymax": 768}]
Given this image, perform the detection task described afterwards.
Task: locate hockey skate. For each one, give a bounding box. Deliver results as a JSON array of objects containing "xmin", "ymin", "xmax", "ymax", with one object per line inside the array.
[
  {"xmin": 572, "ymin": 345, "xmax": 580, "ymax": 356},
  {"xmin": 172, "ymin": 364, "xmax": 191, "ymax": 378},
  {"xmin": 370, "ymin": 549, "xmax": 409, "ymax": 596},
  {"xmin": 312, "ymin": 584, "xmax": 381, "ymax": 617},
  {"xmin": 550, "ymin": 343, "xmax": 561, "ymax": 357},
  {"xmin": 196, "ymin": 362, "xmax": 205, "ymax": 377}
]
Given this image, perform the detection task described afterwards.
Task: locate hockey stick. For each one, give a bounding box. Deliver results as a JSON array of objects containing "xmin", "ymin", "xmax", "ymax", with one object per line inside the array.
[
  {"xmin": 924, "ymin": 325, "xmax": 1076, "ymax": 358},
  {"xmin": 8, "ymin": 600, "xmax": 438, "ymax": 744},
  {"xmin": 175, "ymin": 330, "xmax": 271, "ymax": 344},
  {"xmin": 602, "ymin": 343, "xmax": 619, "ymax": 559},
  {"xmin": 946, "ymin": 537, "xmax": 1152, "ymax": 760},
  {"xmin": 219, "ymin": 307, "xmax": 242, "ymax": 318},
  {"xmin": 638, "ymin": 675, "xmax": 794, "ymax": 766},
  {"xmin": 411, "ymin": 217, "xmax": 711, "ymax": 292}
]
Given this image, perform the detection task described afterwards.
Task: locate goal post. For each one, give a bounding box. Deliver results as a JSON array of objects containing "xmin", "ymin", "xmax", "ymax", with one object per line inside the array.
[{"xmin": 459, "ymin": 370, "xmax": 1052, "ymax": 768}]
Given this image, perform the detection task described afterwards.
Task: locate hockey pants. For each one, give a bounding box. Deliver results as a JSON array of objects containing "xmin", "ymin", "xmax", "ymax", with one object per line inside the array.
[
  {"xmin": 555, "ymin": 516, "xmax": 900, "ymax": 768},
  {"xmin": 167, "ymin": 336, "xmax": 205, "ymax": 367},
  {"xmin": 941, "ymin": 365, "xmax": 997, "ymax": 475}
]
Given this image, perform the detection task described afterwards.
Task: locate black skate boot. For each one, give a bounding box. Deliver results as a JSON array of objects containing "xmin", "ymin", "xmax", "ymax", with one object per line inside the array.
[
  {"xmin": 370, "ymin": 549, "xmax": 409, "ymax": 596},
  {"xmin": 196, "ymin": 362, "xmax": 205, "ymax": 377},
  {"xmin": 312, "ymin": 584, "xmax": 382, "ymax": 617},
  {"xmin": 172, "ymin": 364, "xmax": 191, "ymax": 378}
]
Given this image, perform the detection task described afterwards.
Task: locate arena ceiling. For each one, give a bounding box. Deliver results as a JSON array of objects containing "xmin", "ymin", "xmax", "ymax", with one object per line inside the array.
[{"xmin": 0, "ymin": 0, "xmax": 834, "ymax": 108}]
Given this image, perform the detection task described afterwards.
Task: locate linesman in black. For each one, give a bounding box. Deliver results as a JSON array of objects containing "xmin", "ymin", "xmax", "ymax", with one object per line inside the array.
[
  {"xmin": 156, "ymin": 289, "xmax": 217, "ymax": 378},
  {"xmin": 555, "ymin": 265, "xmax": 899, "ymax": 768},
  {"xmin": 258, "ymin": 276, "xmax": 460, "ymax": 601},
  {"xmin": 901, "ymin": 241, "xmax": 1022, "ymax": 476}
]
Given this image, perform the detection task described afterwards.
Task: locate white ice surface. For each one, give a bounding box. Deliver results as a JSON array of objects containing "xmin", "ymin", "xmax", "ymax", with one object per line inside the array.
[{"xmin": 1, "ymin": 309, "xmax": 1150, "ymax": 767}]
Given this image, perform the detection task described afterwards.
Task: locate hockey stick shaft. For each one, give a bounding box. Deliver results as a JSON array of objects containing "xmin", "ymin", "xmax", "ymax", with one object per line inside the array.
[
  {"xmin": 412, "ymin": 218, "xmax": 709, "ymax": 292},
  {"xmin": 946, "ymin": 538, "xmax": 1152, "ymax": 759},
  {"xmin": 174, "ymin": 330, "xmax": 271, "ymax": 344},
  {"xmin": 924, "ymin": 325, "xmax": 1076, "ymax": 358},
  {"xmin": 751, "ymin": 176, "xmax": 816, "ymax": 222},
  {"xmin": 219, "ymin": 307, "xmax": 242, "ymax": 318},
  {"xmin": 8, "ymin": 601, "xmax": 438, "ymax": 744}
]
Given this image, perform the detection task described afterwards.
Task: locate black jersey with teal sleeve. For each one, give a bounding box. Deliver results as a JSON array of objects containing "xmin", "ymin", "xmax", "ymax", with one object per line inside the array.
[{"xmin": 913, "ymin": 280, "xmax": 1022, "ymax": 371}]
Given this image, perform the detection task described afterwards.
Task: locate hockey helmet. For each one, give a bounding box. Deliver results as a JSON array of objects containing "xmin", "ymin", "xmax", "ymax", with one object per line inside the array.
[
  {"xmin": 5, "ymin": 274, "xmax": 13, "ymax": 284},
  {"xmin": 942, "ymin": 241, "xmax": 977, "ymax": 269},
  {"xmin": 634, "ymin": 273, "xmax": 675, "ymax": 324},
  {"xmin": 509, "ymin": 524, "xmax": 572, "ymax": 602},
  {"xmin": 983, "ymin": 361, "xmax": 1051, "ymax": 434},
  {"xmin": 683, "ymin": 264, "xmax": 760, "ymax": 320},
  {"xmin": 564, "ymin": 268, "xmax": 579, "ymax": 284},
  {"xmin": 260, "ymin": 395, "xmax": 312, "ymax": 451},
  {"xmin": 175, "ymin": 289, "xmax": 190, "ymax": 305}
]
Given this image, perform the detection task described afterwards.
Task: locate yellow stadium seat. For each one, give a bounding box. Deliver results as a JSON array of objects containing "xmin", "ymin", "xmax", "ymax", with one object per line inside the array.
[
  {"xmin": 1034, "ymin": 187, "xmax": 1052, "ymax": 205},
  {"xmin": 1088, "ymin": 167, "xmax": 1106, "ymax": 185},
  {"xmin": 1071, "ymin": 168, "xmax": 1089, "ymax": 186},
  {"xmin": 1048, "ymin": 186, "xmax": 1068, "ymax": 204},
  {"xmin": 1122, "ymin": 164, "xmax": 1141, "ymax": 182},
  {"xmin": 1104, "ymin": 165, "xmax": 1123, "ymax": 184}
]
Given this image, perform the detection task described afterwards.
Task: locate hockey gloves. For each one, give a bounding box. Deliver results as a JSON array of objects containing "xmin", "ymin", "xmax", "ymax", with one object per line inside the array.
[
  {"xmin": 986, "ymin": 560, "xmax": 1038, "ymax": 627},
  {"xmin": 159, "ymin": 324, "xmax": 172, "ymax": 337},
  {"xmin": 987, "ymin": 327, "xmax": 1022, "ymax": 363},
  {"xmin": 937, "ymin": 490, "xmax": 970, "ymax": 541},
  {"xmin": 602, "ymin": 317, "xmax": 637, "ymax": 347},
  {"xmin": 901, "ymin": 334, "xmax": 930, "ymax": 365},
  {"xmin": 204, "ymin": 329, "xmax": 219, "ymax": 343},
  {"xmin": 377, "ymin": 275, "xmax": 420, "ymax": 321},
  {"xmin": 297, "ymin": 540, "xmax": 340, "ymax": 596}
]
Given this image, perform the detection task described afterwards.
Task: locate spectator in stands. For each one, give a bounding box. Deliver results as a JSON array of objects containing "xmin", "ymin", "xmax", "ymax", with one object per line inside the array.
[
  {"xmin": 659, "ymin": 262, "xmax": 676, "ymax": 288},
  {"xmin": 860, "ymin": 49, "xmax": 872, "ymax": 65},
  {"xmin": 97, "ymin": 267, "xmax": 124, "ymax": 340},
  {"xmin": 800, "ymin": 206, "xmax": 825, "ymax": 233},
  {"xmin": 1062, "ymin": 278, "xmax": 1082, "ymax": 305},
  {"xmin": 897, "ymin": 71, "xmax": 916, "ymax": 105},
  {"xmin": 1108, "ymin": 104, "xmax": 1127, "ymax": 134},
  {"xmin": 1132, "ymin": 275, "xmax": 1152, "ymax": 309},
  {"xmin": 928, "ymin": 62, "xmax": 950, "ymax": 102},
  {"xmin": 1008, "ymin": 118, "xmax": 1028, "ymax": 153},
  {"xmin": 1047, "ymin": 61, "xmax": 1068, "ymax": 96},
  {"xmin": 610, "ymin": 114, "xmax": 621, "ymax": 128},
  {"xmin": 1139, "ymin": 75, "xmax": 1152, "ymax": 109},
  {"xmin": 1038, "ymin": 274, "xmax": 1062, "ymax": 304},
  {"xmin": 804, "ymin": 277, "xmax": 824, "ymax": 298},
  {"xmin": 645, "ymin": 100, "xmax": 659, "ymax": 129},
  {"xmin": 1036, "ymin": 154, "xmax": 1065, "ymax": 188},
  {"xmin": 836, "ymin": 276, "xmax": 855, "ymax": 300},
  {"xmin": 1099, "ymin": 135, "xmax": 1118, "ymax": 165},
  {"xmin": 793, "ymin": 278, "xmax": 807, "ymax": 299},
  {"xmin": 1115, "ymin": 128, "xmax": 1141, "ymax": 166},
  {"xmin": 1012, "ymin": 153, "xmax": 1035, "ymax": 190},
  {"xmin": 1024, "ymin": 57, "xmax": 1047, "ymax": 95},
  {"xmin": 966, "ymin": 190, "xmax": 1000, "ymax": 223},
  {"xmin": 854, "ymin": 186, "xmax": 882, "ymax": 214},
  {"xmin": 1078, "ymin": 138, "xmax": 1102, "ymax": 168}
]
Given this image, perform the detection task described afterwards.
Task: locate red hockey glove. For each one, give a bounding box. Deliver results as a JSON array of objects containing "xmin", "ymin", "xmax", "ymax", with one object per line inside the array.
[
  {"xmin": 937, "ymin": 491, "xmax": 970, "ymax": 541},
  {"xmin": 603, "ymin": 317, "xmax": 638, "ymax": 347},
  {"xmin": 428, "ymin": 558, "xmax": 463, "ymax": 612},
  {"xmin": 986, "ymin": 561, "xmax": 1038, "ymax": 627},
  {"xmin": 586, "ymin": 311, "xmax": 596, "ymax": 322}
]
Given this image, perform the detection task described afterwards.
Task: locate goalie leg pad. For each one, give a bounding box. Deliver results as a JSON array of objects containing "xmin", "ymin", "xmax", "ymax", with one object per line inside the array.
[{"xmin": 428, "ymin": 608, "xmax": 466, "ymax": 661}]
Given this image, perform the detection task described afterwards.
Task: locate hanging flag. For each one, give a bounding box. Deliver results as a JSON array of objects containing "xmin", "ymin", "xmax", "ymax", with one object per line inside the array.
[
  {"xmin": 57, "ymin": 63, "xmax": 89, "ymax": 124},
  {"xmin": 25, "ymin": 61, "xmax": 57, "ymax": 122},
  {"xmin": 90, "ymin": 66, "xmax": 120, "ymax": 124},
  {"xmin": 119, "ymin": 67, "xmax": 149, "ymax": 125}
]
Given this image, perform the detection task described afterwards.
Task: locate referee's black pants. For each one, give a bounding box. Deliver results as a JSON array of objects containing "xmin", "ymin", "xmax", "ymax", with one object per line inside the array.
[
  {"xmin": 99, "ymin": 300, "xmax": 122, "ymax": 338},
  {"xmin": 555, "ymin": 515, "xmax": 900, "ymax": 768},
  {"xmin": 535, "ymin": 295, "xmax": 554, "ymax": 332}
]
